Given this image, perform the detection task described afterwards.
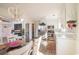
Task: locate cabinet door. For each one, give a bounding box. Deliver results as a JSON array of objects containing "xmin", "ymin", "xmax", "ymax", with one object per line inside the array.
[{"xmin": 66, "ymin": 4, "xmax": 76, "ymax": 21}]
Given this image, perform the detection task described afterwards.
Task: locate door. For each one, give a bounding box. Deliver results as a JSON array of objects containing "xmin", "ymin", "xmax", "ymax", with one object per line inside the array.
[
  {"xmin": 32, "ymin": 24, "xmax": 35, "ymax": 39},
  {"xmin": 25, "ymin": 23, "xmax": 29, "ymax": 42}
]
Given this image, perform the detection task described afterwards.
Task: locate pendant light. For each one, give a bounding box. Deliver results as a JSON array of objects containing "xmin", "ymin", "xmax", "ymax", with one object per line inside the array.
[{"xmin": 39, "ymin": 22, "xmax": 46, "ymax": 26}]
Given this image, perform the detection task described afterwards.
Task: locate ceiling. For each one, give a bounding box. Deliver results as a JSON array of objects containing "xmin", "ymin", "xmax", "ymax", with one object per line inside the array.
[
  {"xmin": 0, "ymin": 3, "xmax": 76, "ymax": 22},
  {"xmin": 0, "ymin": 3, "xmax": 65, "ymax": 20}
]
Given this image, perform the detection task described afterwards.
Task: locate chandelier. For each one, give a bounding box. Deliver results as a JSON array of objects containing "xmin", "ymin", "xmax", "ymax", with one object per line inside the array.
[{"xmin": 8, "ymin": 7, "xmax": 21, "ymax": 20}]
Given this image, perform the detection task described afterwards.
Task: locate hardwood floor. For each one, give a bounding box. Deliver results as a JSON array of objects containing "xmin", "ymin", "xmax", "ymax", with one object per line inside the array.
[{"xmin": 39, "ymin": 37, "xmax": 56, "ymax": 55}]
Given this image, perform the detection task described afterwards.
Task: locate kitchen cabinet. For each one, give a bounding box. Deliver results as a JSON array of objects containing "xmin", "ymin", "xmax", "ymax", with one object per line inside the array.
[{"xmin": 65, "ymin": 4, "xmax": 77, "ymax": 21}]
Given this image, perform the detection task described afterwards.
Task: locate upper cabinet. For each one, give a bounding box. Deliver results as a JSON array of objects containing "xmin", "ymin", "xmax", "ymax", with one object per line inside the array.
[{"xmin": 65, "ymin": 4, "xmax": 77, "ymax": 21}]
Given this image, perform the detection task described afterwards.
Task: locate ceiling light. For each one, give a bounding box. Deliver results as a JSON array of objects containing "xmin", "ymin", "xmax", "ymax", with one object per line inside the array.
[{"xmin": 20, "ymin": 19, "xmax": 24, "ymax": 22}]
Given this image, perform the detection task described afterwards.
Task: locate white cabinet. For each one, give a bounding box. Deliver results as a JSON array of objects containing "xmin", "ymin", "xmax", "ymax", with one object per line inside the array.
[
  {"xmin": 65, "ymin": 4, "xmax": 77, "ymax": 21},
  {"xmin": 0, "ymin": 22, "xmax": 12, "ymax": 44},
  {"xmin": 55, "ymin": 29, "xmax": 76, "ymax": 55}
]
